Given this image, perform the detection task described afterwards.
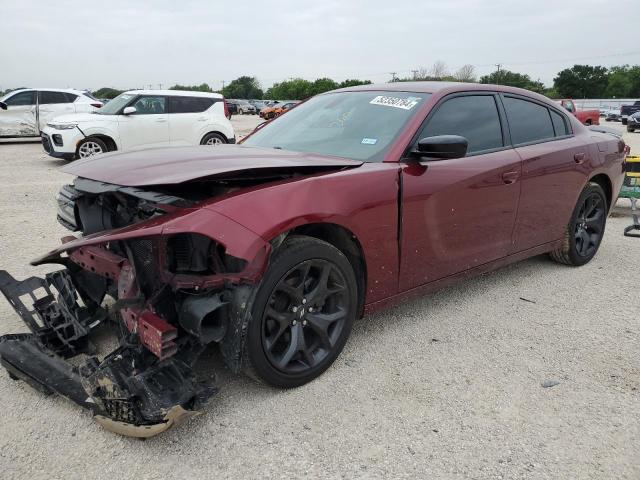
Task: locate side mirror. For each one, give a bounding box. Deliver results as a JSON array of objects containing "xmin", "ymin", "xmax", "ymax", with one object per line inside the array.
[
  {"xmin": 411, "ymin": 135, "xmax": 468, "ymax": 160},
  {"xmin": 122, "ymin": 106, "xmax": 137, "ymax": 115},
  {"xmin": 0, "ymin": 102, "xmax": 7, "ymax": 110}
]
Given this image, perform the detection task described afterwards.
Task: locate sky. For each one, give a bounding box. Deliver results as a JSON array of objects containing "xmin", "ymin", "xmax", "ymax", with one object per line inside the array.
[{"xmin": 2, "ymin": 0, "xmax": 640, "ymax": 91}]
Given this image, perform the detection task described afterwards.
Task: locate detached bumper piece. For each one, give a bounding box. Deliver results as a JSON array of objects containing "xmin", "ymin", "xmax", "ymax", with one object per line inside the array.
[{"xmin": 0, "ymin": 269, "xmax": 216, "ymax": 437}]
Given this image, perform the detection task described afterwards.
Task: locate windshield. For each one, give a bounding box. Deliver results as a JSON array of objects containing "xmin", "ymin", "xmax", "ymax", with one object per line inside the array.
[
  {"xmin": 243, "ymin": 91, "xmax": 430, "ymax": 161},
  {"xmin": 96, "ymin": 93, "xmax": 136, "ymax": 114}
]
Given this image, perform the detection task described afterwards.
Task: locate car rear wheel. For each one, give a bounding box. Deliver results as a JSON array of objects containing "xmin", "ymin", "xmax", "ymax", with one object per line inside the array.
[
  {"xmin": 549, "ymin": 182, "xmax": 607, "ymax": 266},
  {"xmin": 628, "ymin": 126, "xmax": 635, "ymax": 133},
  {"xmin": 77, "ymin": 137, "xmax": 108, "ymax": 159},
  {"xmin": 244, "ymin": 236, "xmax": 357, "ymax": 388},
  {"xmin": 200, "ymin": 132, "xmax": 226, "ymax": 146}
]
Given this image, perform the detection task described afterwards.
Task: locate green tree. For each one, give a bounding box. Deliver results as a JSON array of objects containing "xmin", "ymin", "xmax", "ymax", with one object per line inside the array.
[
  {"xmin": 604, "ymin": 66, "xmax": 632, "ymax": 98},
  {"xmin": 92, "ymin": 87, "xmax": 125, "ymax": 99},
  {"xmin": 553, "ymin": 65, "xmax": 608, "ymax": 98},
  {"xmin": 265, "ymin": 78, "xmax": 313, "ymax": 100},
  {"xmin": 338, "ymin": 79, "xmax": 372, "ymax": 88},
  {"xmin": 221, "ymin": 76, "xmax": 263, "ymax": 99},
  {"xmin": 480, "ymin": 69, "xmax": 545, "ymax": 93},
  {"xmin": 309, "ymin": 77, "xmax": 338, "ymax": 96},
  {"xmin": 169, "ymin": 83, "xmax": 214, "ymax": 92}
]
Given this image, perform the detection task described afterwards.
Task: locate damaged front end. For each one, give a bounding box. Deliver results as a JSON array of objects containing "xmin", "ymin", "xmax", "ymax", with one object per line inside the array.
[{"xmin": 0, "ymin": 178, "xmax": 270, "ymax": 437}]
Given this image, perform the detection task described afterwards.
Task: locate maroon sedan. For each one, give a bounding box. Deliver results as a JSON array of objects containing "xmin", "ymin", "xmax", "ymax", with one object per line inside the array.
[{"xmin": 0, "ymin": 82, "xmax": 626, "ymax": 436}]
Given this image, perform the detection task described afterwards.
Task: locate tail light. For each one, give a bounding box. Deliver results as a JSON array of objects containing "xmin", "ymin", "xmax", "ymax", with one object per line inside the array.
[
  {"xmin": 91, "ymin": 103, "xmax": 102, "ymax": 108},
  {"xmin": 223, "ymin": 99, "xmax": 229, "ymax": 118}
]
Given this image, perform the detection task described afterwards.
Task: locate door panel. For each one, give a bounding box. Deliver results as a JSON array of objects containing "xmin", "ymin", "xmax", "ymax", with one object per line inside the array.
[
  {"xmin": 511, "ymin": 138, "xmax": 588, "ymax": 251},
  {"xmin": 38, "ymin": 91, "xmax": 76, "ymax": 130},
  {"xmin": 0, "ymin": 90, "xmax": 37, "ymax": 136},
  {"xmin": 400, "ymin": 150, "xmax": 522, "ymax": 291},
  {"xmin": 117, "ymin": 96, "xmax": 169, "ymax": 149},
  {"xmin": 501, "ymin": 94, "xmax": 589, "ymax": 251}
]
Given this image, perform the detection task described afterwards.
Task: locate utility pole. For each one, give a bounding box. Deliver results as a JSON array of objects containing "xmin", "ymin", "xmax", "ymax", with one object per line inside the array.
[
  {"xmin": 390, "ymin": 72, "xmax": 398, "ymax": 82},
  {"xmin": 221, "ymin": 80, "xmax": 226, "ymax": 89},
  {"xmin": 411, "ymin": 70, "xmax": 418, "ymax": 80},
  {"xmin": 158, "ymin": 83, "xmax": 163, "ymax": 90},
  {"xmin": 495, "ymin": 64, "xmax": 502, "ymax": 84}
]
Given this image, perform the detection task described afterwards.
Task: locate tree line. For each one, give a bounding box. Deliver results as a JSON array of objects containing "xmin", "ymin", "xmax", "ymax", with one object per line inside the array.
[{"xmin": 7, "ymin": 63, "xmax": 638, "ymax": 101}]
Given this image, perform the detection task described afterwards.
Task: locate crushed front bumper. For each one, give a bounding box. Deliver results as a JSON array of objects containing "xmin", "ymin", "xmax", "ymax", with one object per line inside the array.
[{"xmin": 0, "ymin": 269, "xmax": 217, "ymax": 438}]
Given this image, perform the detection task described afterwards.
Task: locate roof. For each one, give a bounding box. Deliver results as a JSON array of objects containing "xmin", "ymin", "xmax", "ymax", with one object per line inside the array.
[
  {"xmin": 123, "ymin": 89, "xmax": 223, "ymax": 98},
  {"xmin": 331, "ymin": 81, "xmax": 555, "ymax": 105},
  {"xmin": 6, "ymin": 88, "xmax": 90, "ymax": 94}
]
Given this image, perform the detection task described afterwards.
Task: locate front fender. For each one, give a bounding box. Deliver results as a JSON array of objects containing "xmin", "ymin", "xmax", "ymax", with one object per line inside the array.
[{"xmin": 204, "ymin": 163, "xmax": 401, "ymax": 303}]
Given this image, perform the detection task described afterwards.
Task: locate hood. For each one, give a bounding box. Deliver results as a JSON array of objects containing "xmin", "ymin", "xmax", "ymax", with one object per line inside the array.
[
  {"xmin": 51, "ymin": 112, "xmax": 115, "ymax": 124},
  {"xmin": 63, "ymin": 145, "xmax": 363, "ymax": 187}
]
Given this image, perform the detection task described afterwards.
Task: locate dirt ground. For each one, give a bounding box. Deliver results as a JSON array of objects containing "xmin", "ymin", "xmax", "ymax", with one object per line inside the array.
[{"xmin": 0, "ymin": 117, "xmax": 638, "ymax": 479}]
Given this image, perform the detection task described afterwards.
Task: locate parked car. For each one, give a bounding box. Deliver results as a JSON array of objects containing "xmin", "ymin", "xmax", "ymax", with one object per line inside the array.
[
  {"xmin": 250, "ymin": 100, "xmax": 268, "ymax": 112},
  {"xmin": 226, "ymin": 99, "xmax": 241, "ymax": 114},
  {"xmin": 620, "ymin": 101, "xmax": 640, "ymax": 125},
  {"xmin": 627, "ymin": 111, "xmax": 640, "ymax": 132},
  {"xmin": 39, "ymin": 90, "xmax": 235, "ymax": 159},
  {"xmin": 605, "ymin": 109, "xmax": 622, "ymax": 122},
  {"xmin": 556, "ymin": 99, "xmax": 599, "ymax": 125},
  {"xmin": 236, "ymin": 100, "xmax": 256, "ymax": 115},
  {"xmin": 0, "ymin": 82, "xmax": 625, "ymax": 437},
  {"xmin": 260, "ymin": 101, "xmax": 300, "ymax": 119},
  {"xmin": 0, "ymin": 88, "xmax": 103, "ymax": 137},
  {"xmin": 599, "ymin": 106, "xmax": 611, "ymax": 117}
]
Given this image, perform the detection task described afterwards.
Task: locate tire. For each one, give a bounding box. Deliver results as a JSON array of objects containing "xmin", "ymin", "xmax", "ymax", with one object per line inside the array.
[
  {"xmin": 549, "ymin": 182, "xmax": 607, "ymax": 266},
  {"xmin": 200, "ymin": 132, "xmax": 227, "ymax": 146},
  {"xmin": 622, "ymin": 119, "xmax": 627, "ymax": 125},
  {"xmin": 585, "ymin": 119, "xmax": 592, "ymax": 126},
  {"xmin": 244, "ymin": 235, "xmax": 358, "ymax": 388},
  {"xmin": 76, "ymin": 137, "xmax": 108, "ymax": 159},
  {"xmin": 628, "ymin": 126, "xmax": 635, "ymax": 133}
]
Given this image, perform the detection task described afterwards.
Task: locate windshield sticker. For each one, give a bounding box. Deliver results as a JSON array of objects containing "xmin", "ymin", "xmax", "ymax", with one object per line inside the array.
[
  {"xmin": 370, "ymin": 95, "xmax": 420, "ymax": 110},
  {"xmin": 361, "ymin": 138, "xmax": 378, "ymax": 145}
]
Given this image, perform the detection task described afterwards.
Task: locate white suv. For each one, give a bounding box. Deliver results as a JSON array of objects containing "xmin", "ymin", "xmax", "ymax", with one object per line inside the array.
[
  {"xmin": 0, "ymin": 88, "xmax": 102, "ymax": 138},
  {"xmin": 40, "ymin": 90, "xmax": 235, "ymax": 160}
]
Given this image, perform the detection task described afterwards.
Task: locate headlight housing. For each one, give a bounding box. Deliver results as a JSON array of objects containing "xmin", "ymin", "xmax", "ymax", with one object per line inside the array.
[{"xmin": 47, "ymin": 123, "xmax": 78, "ymax": 130}]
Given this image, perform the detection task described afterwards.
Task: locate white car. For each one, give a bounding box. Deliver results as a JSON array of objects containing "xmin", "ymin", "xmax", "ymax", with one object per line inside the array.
[
  {"xmin": 0, "ymin": 88, "xmax": 102, "ymax": 137},
  {"xmin": 40, "ymin": 90, "xmax": 235, "ymax": 160}
]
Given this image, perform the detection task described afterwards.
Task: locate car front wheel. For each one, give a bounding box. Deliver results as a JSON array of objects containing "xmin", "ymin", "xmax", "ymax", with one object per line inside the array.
[
  {"xmin": 244, "ymin": 236, "xmax": 357, "ymax": 388},
  {"xmin": 76, "ymin": 137, "xmax": 108, "ymax": 159},
  {"xmin": 200, "ymin": 132, "xmax": 227, "ymax": 146},
  {"xmin": 549, "ymin": 182, "xmax": 607, "ymax": 266}
]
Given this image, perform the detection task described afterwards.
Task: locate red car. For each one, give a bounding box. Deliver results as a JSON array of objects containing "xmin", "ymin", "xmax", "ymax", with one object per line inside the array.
[
  {"xmin": 0, "ymin": 82, "xmax": 626, "ymax": 437},
  {"xmin": 557, "ymin": 99, "xmax": 600, "ymax": 126}
]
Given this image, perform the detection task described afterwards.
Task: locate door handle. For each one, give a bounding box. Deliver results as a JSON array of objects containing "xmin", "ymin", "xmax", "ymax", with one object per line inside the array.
[
  {"xmin": 501, "ymin": 171, "xmax": 519, "ymax": 184},
  {"xmin": 574, "ymin": 153, "xmax": 586, "ymax": 164},
  {"xmin": 155, "ymin": 118, "xmax": 167, "ymax": 123},
  {"xmin": 197, "ymin": 116, "xmax": 207, "ymax": 121}
]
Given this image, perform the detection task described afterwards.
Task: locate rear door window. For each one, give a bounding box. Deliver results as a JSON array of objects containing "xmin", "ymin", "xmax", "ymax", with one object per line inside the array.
[
  {"xmin": 168, "ymin": 96, "xmax": 215, "ymax": 113},
  {"xmin": 39, "ymin": 91, "xmax": 73, "ymax": 104},
  {"xmin": 419, "ymin": 94, "xmax": 504, "ymax": 154},
  {"xmin": 503, "ymin": 96, "xmax": 555, "ymax": 145},
  {"xmin": 550, "ymin": 109, "xmax": 570, "ymax": 137}
]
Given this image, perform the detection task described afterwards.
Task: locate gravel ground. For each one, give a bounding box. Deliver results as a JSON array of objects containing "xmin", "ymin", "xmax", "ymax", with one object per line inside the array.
[{"xmin": 0, "ymin": 118, "xmax": 638, "ymax": 480}]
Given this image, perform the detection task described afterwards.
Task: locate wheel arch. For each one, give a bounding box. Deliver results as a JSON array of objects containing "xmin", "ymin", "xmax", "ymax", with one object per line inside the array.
[
  {"xmin": 279, "ymin": 222, "xmax": 367, "ymax": 318},
  {"xmin": 200, "ymin": 131, "xmax": 228, "ymax": 144},
  {"xmin": 588, "ymin": 173, "xmax": 613, "ymax": 211},
  {"xmin": 78, "ymin": 134, "xmax": 118, "ymax": 153}
]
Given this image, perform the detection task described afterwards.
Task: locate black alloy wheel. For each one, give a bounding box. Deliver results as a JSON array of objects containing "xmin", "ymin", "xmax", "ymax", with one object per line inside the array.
[
  {"xmin": 244, "ymin": 236, "xmax": 357, "ymax": 388},
  {"xmin": 573, "ymin": 192, "xmax": 605, "ymax": 258},
  {"xmin": 262, "ymin": 259, "xmax": 349, "ymax": 374},
  {"xmin": 550, "ymin": 182, "xmax": 607, "ymax": 266}
]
